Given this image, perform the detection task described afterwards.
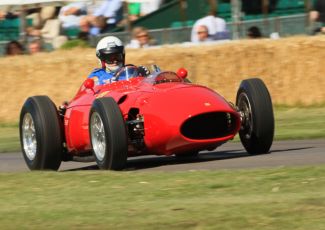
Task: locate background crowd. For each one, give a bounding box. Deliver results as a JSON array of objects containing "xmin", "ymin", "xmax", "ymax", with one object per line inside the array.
[
  {"xmin": 1, "ymin": 0, "xmax": 325, "ymax": 57},
  {"xmin": 1, "ymin": 0, "xmax": 163, "ymax": 56}
]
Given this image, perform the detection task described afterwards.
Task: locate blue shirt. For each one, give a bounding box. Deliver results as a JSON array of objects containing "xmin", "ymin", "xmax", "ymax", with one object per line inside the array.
[{"xmin": 88, "ymin": 68, "xmax": 114, "ymax": 85}]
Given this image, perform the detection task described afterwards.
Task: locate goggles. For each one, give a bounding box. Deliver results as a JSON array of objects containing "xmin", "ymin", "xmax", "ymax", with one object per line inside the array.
[{"xmin": 101, "ymin": 53, "xmax": 124, "ymax": 65}]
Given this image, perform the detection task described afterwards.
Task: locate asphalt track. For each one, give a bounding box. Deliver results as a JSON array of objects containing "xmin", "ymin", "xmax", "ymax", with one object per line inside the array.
[{"xmin": 0, "ymin": 139, "xmax": 324, "ymax": 172}]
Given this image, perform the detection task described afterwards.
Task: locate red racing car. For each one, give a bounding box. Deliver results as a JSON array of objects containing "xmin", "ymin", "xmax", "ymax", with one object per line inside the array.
[{"xmin": 19, "ymin": 65, "xmax": 274, "ymax": 171}]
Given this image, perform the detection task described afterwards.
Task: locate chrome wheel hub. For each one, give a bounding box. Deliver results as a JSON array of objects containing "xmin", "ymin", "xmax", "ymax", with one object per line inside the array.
[
  {"xmin": 90, "ymin": 112, "xmax": 106, "ymax": 161},
  {"xmin": 238, "ymin": 93, "xmax": 253, "ymax": 139},
  {"xmin": 22, "ymin": 113, "xmax": 37, "ymax": 160}
]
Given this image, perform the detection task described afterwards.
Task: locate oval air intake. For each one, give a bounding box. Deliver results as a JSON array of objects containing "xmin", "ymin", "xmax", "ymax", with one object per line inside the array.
[{"xmin": 180, "ymin": 112, "xmax": 238, "ymax": 140}]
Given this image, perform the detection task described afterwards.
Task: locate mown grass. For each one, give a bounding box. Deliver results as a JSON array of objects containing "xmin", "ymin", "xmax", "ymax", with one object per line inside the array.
[
  {"xmin": 0, "ymin": 166, "xmax": 324, "ymax": 229},
  {"xmin": 274, "ymin": 106, "xmax": 325, "ymax": 140},
  {"xmin": 0, "ymin": 106, "xmax": 324, "ymax": 153},
  {"xmin": 0, "ymin": 122, "xmax": 19, "ymax": 153}
]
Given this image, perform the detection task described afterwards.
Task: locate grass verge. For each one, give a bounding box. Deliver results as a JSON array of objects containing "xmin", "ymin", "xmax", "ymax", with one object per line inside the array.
[
  {"xmin": 274, "ymin": 106, "xmax": 325, "ymax": 140},
  {"xmin": 0, "ymin": 106, "xmax": 324, "ymax": 153},
  {"xmin": 0, "ymin": 166, "xmax": 324, "ymax": 229},
  {"xmin": 0, "ymin": 122, "xmax": 19, "ymax": 153}
]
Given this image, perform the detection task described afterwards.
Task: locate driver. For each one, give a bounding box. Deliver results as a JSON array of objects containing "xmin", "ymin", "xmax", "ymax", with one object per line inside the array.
[{"xmin": 88, "ymin": 36, "xmax": 150, "ymax": 85}]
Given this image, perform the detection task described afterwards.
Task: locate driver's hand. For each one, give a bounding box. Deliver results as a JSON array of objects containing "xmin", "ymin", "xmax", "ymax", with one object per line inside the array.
[{"xmin": 138, "ymin": 65, "xmax": 150, "ymax": 77}]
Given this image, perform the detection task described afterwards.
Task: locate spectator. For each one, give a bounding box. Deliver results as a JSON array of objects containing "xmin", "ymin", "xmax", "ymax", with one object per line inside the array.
[
  {"xmin": 40, "ymin": 7, "xmax": 59, "ymax": 24},
  {"xmin": 41, "ymin": 17, "xmax": 68, "ymax": 49},
  {"xmin": 80, "ymin": 0, "xmax": 123, "ymax": 36},
  {"xmin": 247, "ymin": 26, "xmax": 263, "ymax": 39},
  {"xmin": 89, "ymin": 16, "xmax": 108, "ymax": 35},
  {"xmin": 26, "ymin": 26, "xmax": 41, "ymax": 42},
  {"xmin": 126, "ymin": 27, "xmax": 156, "ymax": 48},
  {"xmin": 0, "ymin": 7, "xmax": 19, "ymax": 20},
  {"xmin": 5, "ymin": 40, "xmax": 24, "ymax": 56},
  {"xmin": 196, "ymin": 25, "xmax": 214, "ymax": 42},
  {"xmin": 58, "ymin": 2, "xmax": 87, "ymax": 29},
  {"xmin": 191, "ymin": 10, "xmax": 229, "ymax": 43},
  {"xmin": 0, "ymin": 10, "xmax": 6, "ymax": 20},
  {"xmin": 27, "ymin": 8, "xmax": 68, "ymax": 50},
  {"xmin": 26, "ymin": 6, "xmax": 57, "ymax": 29},
  {"xmin": 310, "ymin": 0, "xmax": 325, "ymax": 34},
  {"xmin": 28, "ymin": 39, "xmax": 42, "ymax": 55}
]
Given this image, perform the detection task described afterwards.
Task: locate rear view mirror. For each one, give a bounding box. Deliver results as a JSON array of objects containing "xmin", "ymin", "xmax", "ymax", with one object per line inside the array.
[
  {"xmin": 177, "ymin": 68, "xmax": 188, "ymax": 79},
  {"xmin": 84, "ymin": 79, "xmax": 95, "ymax": 89}
]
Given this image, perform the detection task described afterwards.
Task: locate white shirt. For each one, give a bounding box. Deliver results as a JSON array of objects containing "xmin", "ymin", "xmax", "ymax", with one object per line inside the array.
[
  {"xmin": 191, "ymin": 15, "xmax": 227, "ymax": 43},
  {"xmin": 58, "ymin": 2, "xmax": 87, "ymax": 28},
  {"xmin": 140, "ymin": 0, "xmax": 163, "ymax": 15},
  {"xmin": 93, "ymin": 0, "xmax": 122, "ymax": 24}
]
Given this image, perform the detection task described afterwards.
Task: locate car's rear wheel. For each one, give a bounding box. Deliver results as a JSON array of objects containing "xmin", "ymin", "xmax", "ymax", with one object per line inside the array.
[
  {"xmin": 19, "ymin": 96, "xmax": 63, "ymax": 170},
  {"xmin": 236, "ymin": 78, "xmax": 274, "ymax": 154},
  {"xmin": 89, "ymin": 97, "xmax": 128, "ymax": 170}
]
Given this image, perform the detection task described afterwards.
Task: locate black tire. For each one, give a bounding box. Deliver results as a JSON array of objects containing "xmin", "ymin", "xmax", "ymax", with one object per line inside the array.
[
  {"xmin": 19, "ymin": 96, "xmax": 63, "ymax": 170},
  {"xmin": 89, "ymin": 97, "xmax": 128, "ymax": 170},
  {"xmin": 236, "ymin": 78, "xmax": 274, "ymax": 154}
]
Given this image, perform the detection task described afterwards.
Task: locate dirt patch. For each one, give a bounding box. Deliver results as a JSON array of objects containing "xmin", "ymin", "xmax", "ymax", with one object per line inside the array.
[{"xmin": 1, "ymin": 36, "xmax": 325, "ymax": 122}]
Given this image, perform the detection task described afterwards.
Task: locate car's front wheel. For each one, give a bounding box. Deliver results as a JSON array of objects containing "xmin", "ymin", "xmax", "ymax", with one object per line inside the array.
[
  {"xmin": 19, "ymin": 96, "xmax": 63, "ymax": 170},
  {"xmin": 236, "ymin": 78, "xmax": 274, "ymax": 154},
  {"xmin": 89, "ymin": 97, "xmax": 128, "ymax": 170}
]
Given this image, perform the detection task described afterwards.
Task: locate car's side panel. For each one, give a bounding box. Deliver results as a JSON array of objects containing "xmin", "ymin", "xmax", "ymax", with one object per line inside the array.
[
  {"xmin": 64, "ymin": 83, "xmax": 95, "ymax": 154},
  {"xmin": 64, "ymin": 80, "xmax": 142, "ymax": 154},
  {"xmin": 64, "ymin": 105, "xmax": 92, "ymax": 153}
]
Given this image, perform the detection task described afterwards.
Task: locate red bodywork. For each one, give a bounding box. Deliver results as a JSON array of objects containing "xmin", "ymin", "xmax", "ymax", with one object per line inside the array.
[{"xmin": 64, "ymin": 70, "xmax": 241, "ymax": 157}]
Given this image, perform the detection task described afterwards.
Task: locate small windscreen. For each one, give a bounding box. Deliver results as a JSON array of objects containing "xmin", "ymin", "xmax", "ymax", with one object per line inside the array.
[{"xmin": 115, "ymin": 65, "xmax": 139, "ymax": 81}]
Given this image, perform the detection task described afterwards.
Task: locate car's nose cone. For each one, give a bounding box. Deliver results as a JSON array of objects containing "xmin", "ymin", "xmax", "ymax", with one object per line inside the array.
[{"xmin": 138, "ymin": 85, "xmax": 241, "ymax": 155}]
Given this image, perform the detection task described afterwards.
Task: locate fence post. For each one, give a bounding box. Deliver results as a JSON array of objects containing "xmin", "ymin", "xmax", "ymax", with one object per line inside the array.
[
  {"xmin": 19, "ymin": 6, "xmax": 27, "ymax": 46},
  {"xmin": 231, "ymin": 0, "xmax": 241, "ymax": 39}
]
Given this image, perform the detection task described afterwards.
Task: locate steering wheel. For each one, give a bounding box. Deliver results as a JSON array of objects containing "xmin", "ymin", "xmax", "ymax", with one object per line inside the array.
[{"xmin": 113, "ymin": 64, "xmax": 138, "ymax": 81}]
